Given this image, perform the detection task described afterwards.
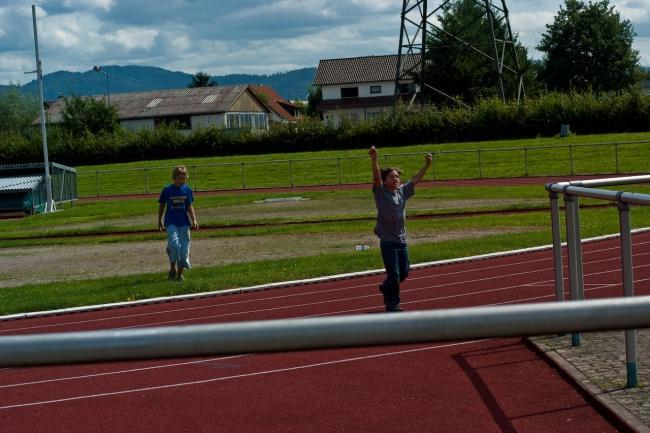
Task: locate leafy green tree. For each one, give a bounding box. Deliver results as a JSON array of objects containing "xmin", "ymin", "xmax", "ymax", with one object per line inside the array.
[
  {"xmin": 0, "ymin": 86, "xmax": 39, "ymax": 135},
  {"xmin": 425, "ymin": 0, "xmax": 535, "ymax": 104},
  {"xmin": 306, "ymin": 85, "xmax": 322, "ymax": 117},
  {"xmin": 536, "ymin": 0, "xmax": 640, "ymax": 92},
  {"xmin": 61, "ymin": 95, "xmax": 119, "ymax": 136},
  {"xmin": 188, "ymin": 72, "xmax": 218, "ymax": 88}
]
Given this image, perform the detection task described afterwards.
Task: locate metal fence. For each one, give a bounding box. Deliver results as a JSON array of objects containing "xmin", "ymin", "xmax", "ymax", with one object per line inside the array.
[
  {"xmin": 76, "ymin": 139, "xmax": 650, "ymax": 197},
  {"xmin": 546, "ymin": 174, "xmax": 650, "ymax": 388},
  {"xmin": 1, "ymin": 296, "xmax": 650, "ymax": 366}
]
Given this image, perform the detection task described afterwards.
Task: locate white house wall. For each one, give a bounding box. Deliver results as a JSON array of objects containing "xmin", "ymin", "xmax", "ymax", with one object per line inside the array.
[
  {"xmin": 192, "ymin": 114, "xmax": 225, "ymax": 129},
  {"xmin": 321, "ymin": 81, "xmax": 396, "ymax": 100}
]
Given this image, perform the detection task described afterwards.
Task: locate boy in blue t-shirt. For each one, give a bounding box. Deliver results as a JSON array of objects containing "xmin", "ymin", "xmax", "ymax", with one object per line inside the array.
[
  {"xmin": 369, "ymin": 146, "xmax": 432, "ymax": 311},
  {"xmin": 158, "ymin": 166, "xmax": 199, "ymax": 281}
]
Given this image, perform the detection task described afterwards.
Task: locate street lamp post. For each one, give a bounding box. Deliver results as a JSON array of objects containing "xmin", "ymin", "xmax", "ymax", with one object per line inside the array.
[
  {"xmin": 29, "ymin": 5, "xmax": 54, "ymax": 213},
  {"xmin": 93, "ymin": 66, "xmax": 111, "ymax": 105}
]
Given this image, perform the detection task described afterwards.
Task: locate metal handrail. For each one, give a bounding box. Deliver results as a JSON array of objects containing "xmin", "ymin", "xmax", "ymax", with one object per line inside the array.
[
  {"xmin": 1, "ymin": 296, "xmax": 650, "ymax": 367},
  {"xmin": 545, "ymin": 173, "xmax": 650, "ymax": 387}
]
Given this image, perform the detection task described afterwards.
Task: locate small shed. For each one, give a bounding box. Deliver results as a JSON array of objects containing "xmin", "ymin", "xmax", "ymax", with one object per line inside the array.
[{"xmin": 0, "ymin": 163, "xmax": 77, "ymax": 214}]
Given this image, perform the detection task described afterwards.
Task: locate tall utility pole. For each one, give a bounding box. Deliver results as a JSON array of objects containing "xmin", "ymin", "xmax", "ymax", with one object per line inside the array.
[
  {"xmin": 30, "ymin": 4, "xmax": 55, "ymax": 213},
  {"xmin": 395, "ymin": 0, "xmax": 525, "ymax": 107}
]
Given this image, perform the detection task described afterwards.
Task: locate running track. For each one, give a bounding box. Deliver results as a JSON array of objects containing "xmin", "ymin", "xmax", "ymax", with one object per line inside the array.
[{"xmin": 2, "ymin": 231, "xmax": 650, "ymax": 433}]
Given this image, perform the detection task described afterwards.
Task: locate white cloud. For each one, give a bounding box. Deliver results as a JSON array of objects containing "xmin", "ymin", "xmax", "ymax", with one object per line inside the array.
[
  {"xmin": 62, "ymin": 0, "xmax": 115, "ymax": 12},
  {"xmin": 0, "ymin": 1, "xmax": 648, "ymax": 85},
  {"xmin": 106, "ymin": 28, "xmax": 159, "ymax": 51},
  {"xmin": 618, "ymin": 1, "xmax": 650, "ymax": 22},
  {"xmin": 0, "ymin": 53, "xmax": 36, "ymax": 85},
  {"xmin": 635, "ymin": 36, "xmax": 650, "ymax": 65},
  {"xmin": 169, "ymin": 34, "xmax": 191, "ymax": 52},
  {"xmin": 350, "ymin": 0, "xmax": 396, "ymax": 12}
]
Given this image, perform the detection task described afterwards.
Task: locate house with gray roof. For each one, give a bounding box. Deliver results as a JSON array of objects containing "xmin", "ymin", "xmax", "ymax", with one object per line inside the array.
[
  {"xmin": 312, "ymin": 54, "xmax": 420, "ymax": 127},
  {"xmin": 43, "ymin": 85, "xmax": 270, "ymax": 132}
]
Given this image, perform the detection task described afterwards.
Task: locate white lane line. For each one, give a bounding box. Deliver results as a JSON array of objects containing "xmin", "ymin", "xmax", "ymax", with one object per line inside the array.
[
  {"xmin": 0, "ymin": 339, "xmax": 491, "ymax": 411},
  {"xmin": 4, "ymin": 250, "xmax": 646, "ymax": 337},
  {"xmin": 115, "ymin": 260, "xmax": 650, "ymax": 329},
  {"xmin": 0, "ymin": 355, "xmax": 247, "ymax": 390},
  {"xmin": 4, "ymin": 270, "xmax": 649, "ymax": 390},
  {"xmin": 2, "ymin": 240, "xmax": 649, "ymax": 334}
]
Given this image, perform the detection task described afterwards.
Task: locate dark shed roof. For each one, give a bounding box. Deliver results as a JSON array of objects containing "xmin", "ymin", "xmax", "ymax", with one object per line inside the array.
[{"xmin": 42, "ymin": 85, "xmax": 264, "ymax": 123}]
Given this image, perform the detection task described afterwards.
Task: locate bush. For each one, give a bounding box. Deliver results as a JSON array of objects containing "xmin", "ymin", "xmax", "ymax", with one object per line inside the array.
[{"xmin": 2, "ymin": 90, "xmax": 649, "ymax": 166}]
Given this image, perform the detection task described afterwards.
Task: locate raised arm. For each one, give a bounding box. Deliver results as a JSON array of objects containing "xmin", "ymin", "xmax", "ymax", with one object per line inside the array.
[
  {"xmin": 369, "ymin": 146, "xmax": 382, "ymax": 187},
  {"xmin": 410, "ymin": 153, "xmax": 433, "ymax": 185}
]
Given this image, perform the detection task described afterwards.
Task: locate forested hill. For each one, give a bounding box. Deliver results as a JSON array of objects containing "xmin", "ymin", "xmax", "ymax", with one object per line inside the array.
[{"xmin": 1, "ymin": 65, "xmax": 317, "ymax": 101}]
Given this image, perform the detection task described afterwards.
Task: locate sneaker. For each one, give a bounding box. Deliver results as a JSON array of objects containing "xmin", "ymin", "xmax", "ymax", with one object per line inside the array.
[
  {"xmin": 176, "ymin": 274, "xmax": 185, "ymax": 282},
  {"xmin": 386, "ymin": 305, "xmax": 403, "ymax": 312},
  {"xmin": 168, "ymin": 270, "xmax": 176, "ymax": 281}
]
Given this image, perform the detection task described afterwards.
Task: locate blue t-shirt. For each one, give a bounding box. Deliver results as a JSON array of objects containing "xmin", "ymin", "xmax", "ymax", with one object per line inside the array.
[
  {"xmin": 372, "ymin": 181, "xmax": 415, "ymax": 243},
  {"xmin": 159, "ymin": 183, "xmax": 194, "ymax": 227}
]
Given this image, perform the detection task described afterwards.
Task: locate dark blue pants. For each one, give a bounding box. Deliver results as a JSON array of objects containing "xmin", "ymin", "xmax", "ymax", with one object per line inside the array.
[{"xmin": 379, "ymin": 241, "xmax": 410, "ymax": 308}]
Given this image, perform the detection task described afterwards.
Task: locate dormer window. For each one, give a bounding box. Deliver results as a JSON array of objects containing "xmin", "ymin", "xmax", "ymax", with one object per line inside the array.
[{"xmin": 341, "ymin": 87, "xmax": 358, "ymax": 98}]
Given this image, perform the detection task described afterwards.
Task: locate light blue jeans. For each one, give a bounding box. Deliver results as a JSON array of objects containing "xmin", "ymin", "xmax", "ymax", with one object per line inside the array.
[{"xmin": 166, "ymin": 224, "xmax": 191, "ymax": 269}]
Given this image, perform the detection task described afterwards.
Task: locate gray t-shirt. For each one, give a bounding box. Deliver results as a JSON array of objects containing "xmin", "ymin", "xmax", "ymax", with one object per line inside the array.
[{"xmin": 372, "ymin": 181, "xmax": 415, "ymax": 243}]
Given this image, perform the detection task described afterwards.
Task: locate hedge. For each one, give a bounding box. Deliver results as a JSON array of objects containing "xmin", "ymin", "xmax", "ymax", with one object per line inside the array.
[{"xmin": 2, "ymin": 91, "xmax": 649, "ymax": 166}]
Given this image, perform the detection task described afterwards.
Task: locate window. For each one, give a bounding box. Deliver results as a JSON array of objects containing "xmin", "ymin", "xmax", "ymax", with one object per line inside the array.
[
  {"xmin": 366, "ymin": 111, "xmax": 382, "ymax": 120},
  {"xmin": 226, "ymin": 113, "xmax": 268, "ymax": 130},
  {"xmin": 146, "ymin": 98, "xmax": 163, "ymax": 108},
  {"xmin": 370, "ymin": 85, "xmax": 382, "ymax": 94},
  {"xmin": 340, "ymin": 87, "xmax": 359, "ymax": 98}
]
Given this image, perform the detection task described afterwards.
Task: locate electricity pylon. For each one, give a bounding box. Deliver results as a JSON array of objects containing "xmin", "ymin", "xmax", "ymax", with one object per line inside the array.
[{"xmin": 395, "ymin": 0, "xmax": 525, "ymax": 107}]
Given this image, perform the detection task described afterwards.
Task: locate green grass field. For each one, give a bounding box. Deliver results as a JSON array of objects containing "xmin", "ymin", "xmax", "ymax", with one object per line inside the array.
[
  {"xmin": 2, "ymin": 131, "xmax": 650, "ymax": 316},
  {"xmin": 74, "ymin": 131, "xmax": 650, "ymax": 197}
]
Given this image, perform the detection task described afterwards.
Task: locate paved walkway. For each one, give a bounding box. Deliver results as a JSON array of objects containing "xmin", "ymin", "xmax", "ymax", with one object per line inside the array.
[{"xmin": 530, "ymin": 330, "xmax": 650, "ymax": 433}]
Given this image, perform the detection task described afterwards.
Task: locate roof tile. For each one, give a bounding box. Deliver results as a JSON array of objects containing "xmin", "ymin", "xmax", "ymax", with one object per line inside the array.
[
  {"xmin": 43, "ymin": 85, "xmax": 259, "ymax": 123},
  {"xmin": 313, "ymin": 54, "xmax": 421, "ymax": 86}
]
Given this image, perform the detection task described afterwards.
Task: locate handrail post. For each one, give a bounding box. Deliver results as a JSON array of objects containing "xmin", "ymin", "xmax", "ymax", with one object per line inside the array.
[
  {"xmin": 431, "ymin": 152, "xmax": 436, "ymax": 180},
  {"xmin": 549, "ymin": 190, "xmax": 564, "ymax": 302},
  {"xmin": 524, "ymin": 148, "xmax": 529, "ymax": 177},
  {"xmin": 241, "ymin": 163, "xmax": 246, "ymax": 189},
  {"xmin": 564, "ymin": 191, "xmax": 584, "ymax": 346},
  {"xmin": 617, "ymin": 200, "xmax": 638, "ymax": 388},
  {"xmin": 289, "ymin": 160, "xmax": 294, "ymax": 188},
  {"xmin": 337, "ymin": 158, "xmax": 342, "ymax": 185}
]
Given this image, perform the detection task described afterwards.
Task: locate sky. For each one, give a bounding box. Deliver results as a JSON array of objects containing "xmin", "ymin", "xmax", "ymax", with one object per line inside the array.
[{"xmin": 0, "ymin": 0, "xmax": 649, "ymax": 86}]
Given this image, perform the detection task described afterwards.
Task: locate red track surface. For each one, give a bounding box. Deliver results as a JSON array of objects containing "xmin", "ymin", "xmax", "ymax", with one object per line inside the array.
[{"xmin": 2, "ymin": 231, "xmax": 650, "ymax": 433}]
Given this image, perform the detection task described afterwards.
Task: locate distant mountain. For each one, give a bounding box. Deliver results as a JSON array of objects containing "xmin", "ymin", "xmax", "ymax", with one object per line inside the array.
[{"xmin": 5, "ymin": 65, "xmax": 317, "ymax": 101}]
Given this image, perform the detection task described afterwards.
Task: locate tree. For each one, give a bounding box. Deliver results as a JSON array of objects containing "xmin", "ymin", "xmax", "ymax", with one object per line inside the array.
[
  {"xmin": 61, "ymin": 95, "xmax": 119, "ymax": 135},
  {"xmin": 306, "ymin": 86, "xmax": 322, "ymax": 117},
  {"xmin": 536, "ymin": 0, "xmax": 640, "ymax": 92},
  {"xmin": 188, "ymin": 72, "xmax": 218, "ymax": 88},
  {"xmin": 0, "ymin": 86, "xmax": 39, "ymax": 135},
  {"xmin": 425, "ymin": 0, "xmax": 536, "ymax": 104}
]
